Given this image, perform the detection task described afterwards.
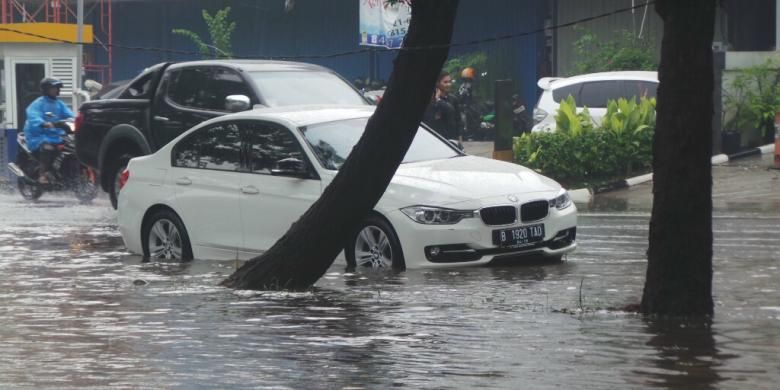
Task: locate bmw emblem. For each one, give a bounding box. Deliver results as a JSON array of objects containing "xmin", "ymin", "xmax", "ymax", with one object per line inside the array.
[{"xmin": 507, "ymin": 195, "xmax": 519, "ymax": 203}]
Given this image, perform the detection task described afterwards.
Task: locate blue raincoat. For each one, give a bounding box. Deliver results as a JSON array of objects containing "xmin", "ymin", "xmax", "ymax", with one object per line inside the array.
[{"xmin": 22, "ymin": 96, "xmax": 75, "ymax": 152}]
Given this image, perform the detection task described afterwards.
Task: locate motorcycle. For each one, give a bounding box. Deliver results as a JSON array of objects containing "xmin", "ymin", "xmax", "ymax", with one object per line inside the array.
[
  {"xmin": 6, "ymin": 117, "xmax": 98, "ymax": 203},
  {"xmin": 466, "ymin": 99, "xmax": 533, "ymax": 140},
  {"xmin": 462, "ymin": 100, "xmax": 495, "ymax": 141}
]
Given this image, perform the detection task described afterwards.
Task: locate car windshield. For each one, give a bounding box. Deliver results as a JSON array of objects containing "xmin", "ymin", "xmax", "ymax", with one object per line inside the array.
[
  {"xmin": 249, "ymin": 71, "xmax": 366, "ymax": 107},
  {"xmin": 301, "ymin": 118, "xmax": 461, "ymax": 170}
]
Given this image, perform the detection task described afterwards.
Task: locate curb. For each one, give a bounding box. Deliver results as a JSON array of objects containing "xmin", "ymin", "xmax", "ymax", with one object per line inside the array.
[{"xmin": 570, "ymin": 143, "xmax": 775, "ymax": 202}]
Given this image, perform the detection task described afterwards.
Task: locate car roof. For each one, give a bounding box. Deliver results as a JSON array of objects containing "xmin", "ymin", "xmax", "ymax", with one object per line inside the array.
[
  {"xmin": 218, "ymin": 105, "xmax": 375, "ymax": 127},
  {"xmin": 166, "ymin": 60, "xmax": 332, "ymax": 73},
  {"xmin": 543, "ymin": 71, "xmax": 658, "ymax": 90}
]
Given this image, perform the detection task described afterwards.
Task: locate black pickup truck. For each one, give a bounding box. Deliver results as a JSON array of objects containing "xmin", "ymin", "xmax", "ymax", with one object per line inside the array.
[{"xmin": 75, "ymin": 60, "xmax": 368, "ymax": 208}]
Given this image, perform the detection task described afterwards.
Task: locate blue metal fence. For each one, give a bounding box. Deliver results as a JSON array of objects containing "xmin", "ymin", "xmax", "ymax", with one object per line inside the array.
[{"xmin": 92, "ymin": 0, "xmax": 547, "ymax": 107}]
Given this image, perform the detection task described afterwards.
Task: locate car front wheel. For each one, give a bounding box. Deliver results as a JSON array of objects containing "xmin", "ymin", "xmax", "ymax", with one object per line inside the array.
[
  {"xmin": 346, "ymin": 215, "xmax": 405, "ymax": 270},
  {"xmin": 142, "ymin": 209, "xmax": 193, "ymax": 261}
]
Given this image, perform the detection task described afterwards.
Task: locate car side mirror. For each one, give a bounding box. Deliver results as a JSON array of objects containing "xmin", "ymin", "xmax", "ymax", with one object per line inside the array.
[
  {"xmin": 225, "ymin": 95, "xmax": 251, "ymax": 112},
  {"xmin": 271, "ymin": 157, "xmax": 309, "ymax": 178}
]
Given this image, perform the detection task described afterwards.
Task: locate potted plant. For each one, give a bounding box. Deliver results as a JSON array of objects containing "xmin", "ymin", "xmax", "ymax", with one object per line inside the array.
[
  {"xmin": 722, "ymin": 73, "xmax": 751, "ymax": 154},
  {"xmin": 740, "ymin": 59, "xmax": 780, "ymax": 145}
]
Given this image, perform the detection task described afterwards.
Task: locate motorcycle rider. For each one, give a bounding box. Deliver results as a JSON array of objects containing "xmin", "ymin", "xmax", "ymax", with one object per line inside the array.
[
  {"xmin": 512, "ymin": 94, "xmax": 533, "ymax": 135},
  {"xmin": 457, "ymin": 67, "xmax": 475, "ymax": 107},
  {"xmin": 457, "ymin": 67, "xmax": 480, "ymax": 139},
  {"xmin": 23, "ymin": 77, "xmax": 74, "ymax": 184}
]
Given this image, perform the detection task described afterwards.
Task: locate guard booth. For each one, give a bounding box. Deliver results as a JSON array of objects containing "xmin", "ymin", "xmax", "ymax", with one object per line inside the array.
[{"xmin": 0, "ymin": 23, "xmax": 92, "ymax": 184}]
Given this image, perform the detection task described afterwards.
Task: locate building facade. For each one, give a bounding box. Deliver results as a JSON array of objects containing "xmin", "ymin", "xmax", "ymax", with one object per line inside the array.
[
  {"xmin": 99, "ymin": 0, "xmax": 548, "ymax": 110},
  {"xmin": 551, "ymin": 0, "xmax": 779, "ymax": 152}
]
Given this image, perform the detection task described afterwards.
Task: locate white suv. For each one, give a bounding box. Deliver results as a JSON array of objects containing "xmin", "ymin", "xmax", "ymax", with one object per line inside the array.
[{"xmin": 531, "ymin": 71, "xmax": 658, "ymax": 132}]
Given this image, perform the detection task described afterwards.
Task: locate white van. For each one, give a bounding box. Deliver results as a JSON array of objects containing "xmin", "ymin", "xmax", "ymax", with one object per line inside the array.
[{"xmin": 531, "ymin": 71, "xmax": 658, "ymax": 132}]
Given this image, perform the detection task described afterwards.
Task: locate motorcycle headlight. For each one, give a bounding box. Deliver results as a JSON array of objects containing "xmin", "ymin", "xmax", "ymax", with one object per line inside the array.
[
  {"xmin": 401, "ymin": 206, "xmax": 475, "ymax": 225},
  {"xmin": 549, "ymin": 190, "xmax": 572, "ymax": 210}
]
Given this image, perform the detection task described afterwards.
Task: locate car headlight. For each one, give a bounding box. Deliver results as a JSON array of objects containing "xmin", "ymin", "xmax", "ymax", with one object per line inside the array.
[
  {"xmin": 549, "ymin": 190, "xmax": 572, "ymax": 210},
  {"xmin": 401, "ymin": 206, "xmax": 475, "ymax": 225}
]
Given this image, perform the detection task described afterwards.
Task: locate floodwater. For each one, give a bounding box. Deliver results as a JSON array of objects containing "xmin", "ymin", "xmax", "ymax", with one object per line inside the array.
[{"xmin": 0, "ymin": 181, "xmax": 778, "ymax": 388}]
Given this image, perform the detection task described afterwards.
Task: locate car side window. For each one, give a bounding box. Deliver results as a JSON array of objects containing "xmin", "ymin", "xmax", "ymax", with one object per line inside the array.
[
  {"xmin": 552, "ymin": 83, "xmax": 582, "ymax": 103},
  {"xmin": 120, "ymin": 72, "xmax": 154, "ymax": 99},
  {"xmin": 579, "ymin": 81, "xmax": 624, "ymax": 108},
  {"xmin": 210, "ymin": 68, "xmax": 253, "ymax": 111},
  {"xmin": 624, "ymin": 81, "xmax": 658, "ymax": 101},
  {"xmin": 241, "ymin": 121, "xmax": 305, "ymax": 175},
  {"xmin": 167, "ymin": 67, "xmax": 214, "ymax": 110},
  {"xmin": 172, "ymin": 122, "xmax": 242, "ymax": 172}
]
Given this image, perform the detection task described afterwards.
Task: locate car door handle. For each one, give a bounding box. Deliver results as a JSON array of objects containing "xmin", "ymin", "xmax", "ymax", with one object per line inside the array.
[
  {"xmin": 175, "ymin": 177, "xmax": 192, "ymax": 186},
  {"xmin": 154, "ymin": 115, "xmax": 170, "ymax": 122},
  {"xmin": 241, "ymin": 185, "xmax": 259, "ymax": 195}
]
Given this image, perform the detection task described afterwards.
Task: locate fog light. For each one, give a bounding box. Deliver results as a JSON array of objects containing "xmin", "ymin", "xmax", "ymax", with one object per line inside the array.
[{"xmin": 429, "ymin": 246, "xmax": 441, "ymax": 257}]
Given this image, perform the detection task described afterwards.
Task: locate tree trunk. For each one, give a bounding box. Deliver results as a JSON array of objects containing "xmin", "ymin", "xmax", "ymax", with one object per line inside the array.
[
  {"xmin": 641, "ymin": 0, "xmax": 716, "ymax": 316},
  {"xmin": 221, "ymin": 0, "xmax": 460, "ymax": 290}
]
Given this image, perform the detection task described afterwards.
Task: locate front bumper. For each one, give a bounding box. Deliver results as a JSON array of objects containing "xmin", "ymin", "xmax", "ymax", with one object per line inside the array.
[{"xmin": 386, "ymin": 203, "xmax": 577, "ymax": 269}]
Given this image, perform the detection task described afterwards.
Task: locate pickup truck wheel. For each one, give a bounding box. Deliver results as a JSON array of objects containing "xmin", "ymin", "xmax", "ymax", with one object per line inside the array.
[{"xmin": 109, "ymin": 154, "xmax": 133, "ymax": 209}]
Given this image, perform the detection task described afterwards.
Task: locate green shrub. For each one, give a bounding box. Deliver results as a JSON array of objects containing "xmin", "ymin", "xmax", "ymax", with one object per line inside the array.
[
  {"xmin": 739, "ymin": 59, "xmax": 780, "ymax": 138},
  {"xmin": 554, "ymin": 95, "xmax": 594, "ymax": 136},
  {"xmin": 513, "ymin": 97, "xmax": 655, "ymax": 186},
  {"xmin": 724, "ymin": 59, "xmax": 780, "ymax": 134},
  {"xmin": 571, "ymin": 29, "xmax": 657, "ymax": 75},
  {"xmin": 173, "ymin": 7, "xmax": 236, "ymax": 59}
]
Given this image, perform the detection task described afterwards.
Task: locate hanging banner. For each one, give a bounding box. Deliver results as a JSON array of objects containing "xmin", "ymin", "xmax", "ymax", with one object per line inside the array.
[{"xmin": 359, "ymin": 0, "xmax": 411, "ymax": 49}]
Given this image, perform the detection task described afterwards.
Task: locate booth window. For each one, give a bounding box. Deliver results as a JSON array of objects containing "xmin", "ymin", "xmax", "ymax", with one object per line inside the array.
[{"xmin": 722, "ymin": 0, "xmax": 776, "ymax": 51}]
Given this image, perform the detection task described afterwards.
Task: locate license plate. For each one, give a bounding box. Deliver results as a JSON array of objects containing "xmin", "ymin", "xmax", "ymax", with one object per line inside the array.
[{"xmin": 493, "ymin": 224, "xmax": 545, "ymax": 248}]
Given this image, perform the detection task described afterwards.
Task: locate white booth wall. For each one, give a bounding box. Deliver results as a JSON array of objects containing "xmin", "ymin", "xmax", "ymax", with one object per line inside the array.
[{"xmin": 0, "ymin": 43, "xmax": 79, "ymax": 131}]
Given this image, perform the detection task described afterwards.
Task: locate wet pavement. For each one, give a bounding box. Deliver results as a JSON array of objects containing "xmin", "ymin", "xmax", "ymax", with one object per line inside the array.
[
  {"xmin": 0, "ymin": 153, "xmax": 778, "ymax": 389},
  {"xmin": 593, "ymin": 152, "xmax": 780, "ymax": 213}
]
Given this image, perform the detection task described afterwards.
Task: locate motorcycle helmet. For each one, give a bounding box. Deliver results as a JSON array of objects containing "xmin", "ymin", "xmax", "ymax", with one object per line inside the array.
[
  {"xmin": 40, "ymin": 77, "xmax": 64, "ymax": 94},
  {"xmin": 460, "ymin": 67, "xmax": 476, "ymax": 80}
]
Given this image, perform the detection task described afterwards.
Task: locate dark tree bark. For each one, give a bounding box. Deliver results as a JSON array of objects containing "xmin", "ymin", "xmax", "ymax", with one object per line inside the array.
[
  {"xmin": 221, "ymin": 0, "xmax": 460, "ymax": 290},
  {"xmin": 641, "ymin": 0, "xmax": 716, "ymax": 316}
]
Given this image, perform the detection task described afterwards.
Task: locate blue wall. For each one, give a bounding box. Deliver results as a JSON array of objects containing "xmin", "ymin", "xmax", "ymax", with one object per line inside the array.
[{"xmin": 94, "ymin": 0, "xmax": 546, "ymax": 107}]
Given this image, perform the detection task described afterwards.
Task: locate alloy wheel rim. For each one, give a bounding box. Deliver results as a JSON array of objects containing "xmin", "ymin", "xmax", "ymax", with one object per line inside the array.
[
  {"xmin": 148, "ymin": 219, "xmax": 183, "ymax": 260},
  {"xmin": 354, "ymin": 225, "xmax": 393, "ymax": 268}
]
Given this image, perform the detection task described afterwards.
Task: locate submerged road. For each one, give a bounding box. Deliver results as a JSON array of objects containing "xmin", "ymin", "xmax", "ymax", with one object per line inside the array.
[{"xmin": 0, "ymin": 152, "xmax": 778, "ymax": 389}]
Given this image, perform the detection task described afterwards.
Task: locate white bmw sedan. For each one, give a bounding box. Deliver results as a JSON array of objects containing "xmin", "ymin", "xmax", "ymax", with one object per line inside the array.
[{"xmin": 117, "ymin": 105, "xmax": 577, "ymax": 269}]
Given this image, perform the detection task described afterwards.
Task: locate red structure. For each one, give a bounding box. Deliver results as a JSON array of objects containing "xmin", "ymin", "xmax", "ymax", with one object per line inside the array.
[{"xmin": 0, "ymin": 0, "xmax": 113, "ymax": 84}]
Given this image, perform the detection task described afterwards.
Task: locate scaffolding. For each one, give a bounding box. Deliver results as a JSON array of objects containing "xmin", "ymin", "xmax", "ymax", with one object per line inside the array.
[{"xmin": 0, "ymin": 0, "xmax": 112, "ymax": 84}]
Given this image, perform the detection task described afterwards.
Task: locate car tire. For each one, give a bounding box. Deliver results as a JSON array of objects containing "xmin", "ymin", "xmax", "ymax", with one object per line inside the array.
[
  {"xmin": 346, "ymin": 215, "xmax": 405, "ymax": 270},
  {"xmin": 108, "ymin": 154, "xmax": 133, "ymax": 209},
  {"xmin": 142, "ymin": 209, "xmax": 193, "ymax": 262}
]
